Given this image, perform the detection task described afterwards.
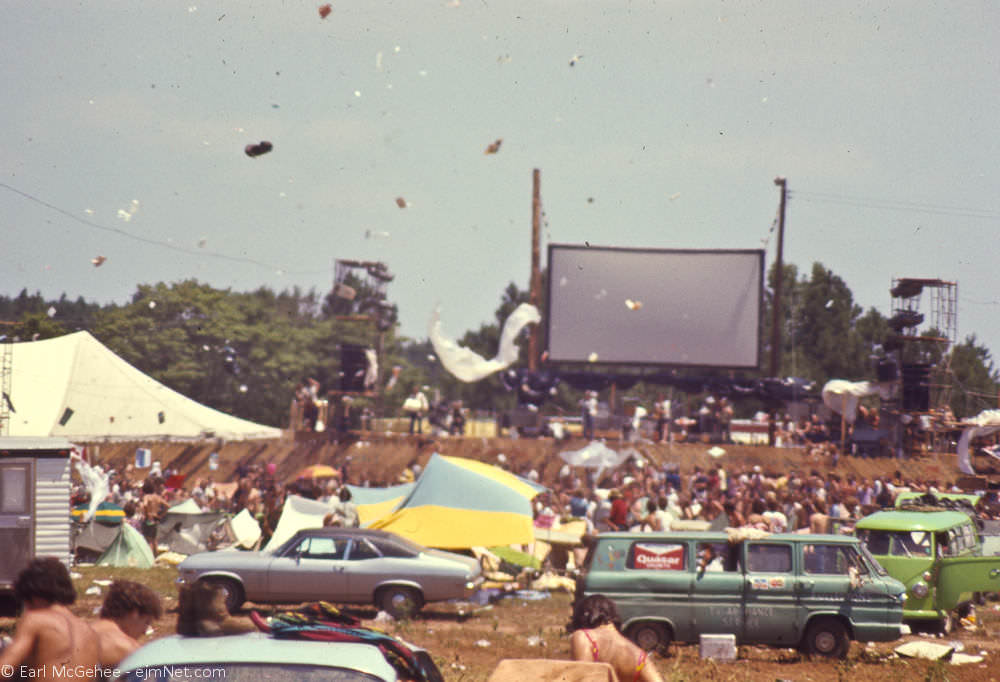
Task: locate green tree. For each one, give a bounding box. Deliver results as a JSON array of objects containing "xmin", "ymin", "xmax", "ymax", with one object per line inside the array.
[{"xmin": 946, "ymin": 335, "xmax": 999, "ymax": 418}]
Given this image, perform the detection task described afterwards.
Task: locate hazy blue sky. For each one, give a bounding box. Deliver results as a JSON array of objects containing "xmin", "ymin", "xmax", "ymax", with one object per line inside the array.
[{"xmin": 3, "ymin": 1, "xmax": 998, "ymax": 370}]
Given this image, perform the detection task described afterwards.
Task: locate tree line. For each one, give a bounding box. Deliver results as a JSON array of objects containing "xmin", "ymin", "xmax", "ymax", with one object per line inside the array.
[{"xmin": 1, "ymin": 260, "xmax": 997, "ymax": 427}]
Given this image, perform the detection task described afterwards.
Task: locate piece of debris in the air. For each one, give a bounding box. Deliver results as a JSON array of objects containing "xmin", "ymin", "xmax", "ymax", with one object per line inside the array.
[
  {"xmin": 318, "ymin": 4, "xmax": 332, "ymax": 19},
  {"xmin": 484, "ymin": 138, "xmax": 502, "ymax": 154},
  {"xmin": 91, "ymin": 256, "xmax": 107, "ymax": 267},
  {"xmin": 395, "ymin": 197, "xmax": 407, "ymax": 208},
  {"xmin": 569, "ymin": 54, "xmax": 582, "ymax": 67},
  {"xmin": 244, "ymin": 141, "xmax": 273, "ymax": 157},
  {"xmin": 587, "ymin": 352, "xmax": 599, "ymax": 363},
  {"xmin": 625, "ymin": 299, "xmax": 642, "ymax": 311}
]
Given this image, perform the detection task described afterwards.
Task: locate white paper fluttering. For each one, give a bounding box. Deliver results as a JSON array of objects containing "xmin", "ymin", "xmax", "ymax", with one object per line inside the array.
[{"xmin": 429, "ymin": 303, "xmax": 541, "ymax": 382}]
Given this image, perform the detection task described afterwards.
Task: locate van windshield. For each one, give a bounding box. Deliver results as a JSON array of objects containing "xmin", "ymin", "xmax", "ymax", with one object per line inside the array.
[
  {"xmin": 858, "ymin": 543, "xmax": 889, "ymax": 576},
  {"xmin": 857, "ymin": 529, "xmax": 932, "ymax": 558}
]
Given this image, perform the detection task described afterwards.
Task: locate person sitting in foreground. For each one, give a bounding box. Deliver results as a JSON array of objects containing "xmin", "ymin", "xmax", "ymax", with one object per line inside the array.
[
  {"xmin": 93, "ymin": 580, "xmax": 163, "ymax": 666},
  {"xmin": 0, "ymin": 557, "xmax": 102, "ymax": 682},
  {"xmin": 567, "ymin": 594, "xmax": 664, "ymax": 682}
]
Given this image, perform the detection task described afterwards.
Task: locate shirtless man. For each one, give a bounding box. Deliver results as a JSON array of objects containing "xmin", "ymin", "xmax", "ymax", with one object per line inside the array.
[
  {"xmin": 139, "ymin": 480, "xmax": 166, "ymax": 553},
  {"xmin": 92, "ymin": 580, "xmax": 162, "ymax": 667},
  {"xmin": 0, "ymin": 557, "xmax": 102, "ymax": 681}
]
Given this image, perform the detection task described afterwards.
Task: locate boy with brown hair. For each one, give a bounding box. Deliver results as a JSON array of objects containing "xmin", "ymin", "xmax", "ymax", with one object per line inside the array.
[{"xmin": 92, "ymin": 580, "xmax": 163, "ymax": 666}]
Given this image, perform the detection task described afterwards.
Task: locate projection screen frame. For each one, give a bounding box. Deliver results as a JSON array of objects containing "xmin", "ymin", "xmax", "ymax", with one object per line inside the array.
[{"xmin": 544, "ymin": 244, "xmax": 765, "ymax": 370}]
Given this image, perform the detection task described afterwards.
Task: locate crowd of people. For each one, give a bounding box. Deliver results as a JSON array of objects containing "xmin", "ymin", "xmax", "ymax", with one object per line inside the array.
[{"xmin": 517, "ymin": 455, "xmax": 999, "ymax": 540}]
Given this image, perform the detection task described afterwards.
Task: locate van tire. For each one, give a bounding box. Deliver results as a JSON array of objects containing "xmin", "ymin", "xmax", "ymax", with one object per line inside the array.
[
  {"xmin": 625, "ymin": 621, "xmax": 671, "ymax": 653},
  {"xmin": 802, "ymin": 617, "xmax": 849, "ymax": 658}
]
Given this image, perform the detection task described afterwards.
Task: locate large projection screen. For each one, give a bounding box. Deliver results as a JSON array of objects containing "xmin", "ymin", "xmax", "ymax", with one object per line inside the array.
[{"xmin": 546, "ymin": 245, "xmax": 763, "ymax": 368}]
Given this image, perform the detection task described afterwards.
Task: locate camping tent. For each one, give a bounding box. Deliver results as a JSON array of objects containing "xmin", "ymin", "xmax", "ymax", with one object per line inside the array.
[
  {"xmin": 263, "ymin": 495, "xmax": 329, "ymax": 552},
  {"xmin": 156, "ymin": 501, "xmax": 229, "ymax": 555},
  {"xmin": 347, "ymin": 483, "xmax": 415, "ymax": 526},
  {"xmin": 369, "ymin": 454, "xmax": 546, "ymax": 550},
  {"xmin": 96, "ymin": 523, "xmax": 155, "ymax": 568},
  {"xmin": 7, "ymin": 331, "xmax": 281, "ymax": 440}
]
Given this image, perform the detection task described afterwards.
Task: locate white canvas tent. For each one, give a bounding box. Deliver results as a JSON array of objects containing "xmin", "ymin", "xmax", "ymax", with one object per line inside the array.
[{"xmin": 6, "ymin": 331, "xmax": 281, "ymax": 440}]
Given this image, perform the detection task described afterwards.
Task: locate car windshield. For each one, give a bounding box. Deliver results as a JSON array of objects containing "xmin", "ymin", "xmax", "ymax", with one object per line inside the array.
[{"xmin": 119, "ymin": 663, "xmax": 383, "ymax": 682}]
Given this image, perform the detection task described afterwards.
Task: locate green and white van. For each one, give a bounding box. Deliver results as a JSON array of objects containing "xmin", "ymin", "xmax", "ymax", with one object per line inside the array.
[
  {"xmin": 855, "ymin": 506, "xmax": 1000, "ymax": 631},
  {"xmin": 576, "ymin": 531, "xmax": 906, "ymax": 658}
]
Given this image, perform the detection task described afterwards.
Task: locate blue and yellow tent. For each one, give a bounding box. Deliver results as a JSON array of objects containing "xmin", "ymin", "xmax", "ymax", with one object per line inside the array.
[
  {"xmin": 345, "ymin": 482, "xmax": 416, "ymax": 526},
  {"xmin": 368, "ymin": 454, "xmax": 545, "ymax": 549}
]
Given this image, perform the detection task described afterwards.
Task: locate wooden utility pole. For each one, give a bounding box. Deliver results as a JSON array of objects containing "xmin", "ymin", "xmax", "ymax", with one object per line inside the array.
[
  {"xmin": 528, "ymin": 168, "xmax": 542, "ymax": 371},
  {"xmin": 768, "ymin": 176, "xmax": 787, "ymax": 446}
]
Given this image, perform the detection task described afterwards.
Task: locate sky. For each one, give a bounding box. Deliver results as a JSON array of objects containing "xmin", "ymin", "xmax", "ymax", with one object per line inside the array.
[{"xmin": 3, "ymin": 1, "xmax": 999, "ymax": 371}]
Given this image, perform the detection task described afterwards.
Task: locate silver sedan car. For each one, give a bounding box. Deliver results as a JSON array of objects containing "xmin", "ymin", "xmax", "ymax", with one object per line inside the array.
[{"xmin": 178, "ymin": 527, "xmax": 483, "ymax": 618}]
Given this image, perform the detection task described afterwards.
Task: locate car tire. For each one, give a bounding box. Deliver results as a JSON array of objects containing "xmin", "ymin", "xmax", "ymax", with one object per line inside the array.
[
  {"xmin": 802, "ymin": 617, "xmax": 849, "ymax": 658},
  {"xmin": 203, "ymin": 578, "xmax": 245, "ymax": 614},
  {"xmin": 625, "ymin": 621, "xmax": 671, "ymax": 653},
  {"xmin": 377, "ymin": 586, "xmax": 423, "ymax": 619}
]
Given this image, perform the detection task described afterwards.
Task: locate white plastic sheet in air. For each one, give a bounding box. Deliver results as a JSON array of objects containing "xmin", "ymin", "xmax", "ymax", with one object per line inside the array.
[
  {"xmin": 821, "ymin": 379, "xmax": 892, "ymax": 424},
  {"xmin": 429, "ymin": 303, "xmax": 541, "ymax": 382},
  {"xmin": 956, "ymin": 409, "xmax": 1000, "ymax": 475}
]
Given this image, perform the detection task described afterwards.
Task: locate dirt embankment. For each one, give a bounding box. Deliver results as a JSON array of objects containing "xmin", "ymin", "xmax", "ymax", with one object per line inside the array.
[{"xmin": 82, "ymin": 433, "xmax": 964, "ymax": 489}]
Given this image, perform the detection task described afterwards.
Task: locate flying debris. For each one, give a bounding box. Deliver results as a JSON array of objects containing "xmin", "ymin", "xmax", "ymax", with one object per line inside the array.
[
  {"xmin": 625, "ymin": 299, "xmax": 643, "ymax": 311},
  {"xmin": 569, "ymin": 54, "xmax": 583, "ymax": 67},
  {"xmin": 148, "ymin": 301, "xmax": 157, "ymax": 309},
  {"xmin": 484, "ymin": 138, "xmax": 502, "ymax": 154},
  {"xmin": 395, "ymin": 197, "xmax": 408, "ymax": 208},
  {"xmin": 47, "ymin": 306, "xmax": 57, "ymax": 318},
  {"xmin": 91, "ymin": 255, "xmax": 107, "ymax": 267},
  {"xmin": 244, "ymin": 140, "xmax": 274, "ymax": 157},
  {"xmin": 197, "ymin": 237, "xmax": 207, "ymax": 248},
  {"xmin": 318, "ymin": 4, "xmax": 332, "ymax": 19},
  {"xmin": 587, "ymin": 352, "xmax": 599, "ymax": 363}
]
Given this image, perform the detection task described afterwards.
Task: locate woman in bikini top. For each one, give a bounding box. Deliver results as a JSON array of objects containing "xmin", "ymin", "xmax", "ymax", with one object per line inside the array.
[{"xmin": 568, "ymin": 595, "xmax": 663, "ymax": 682}]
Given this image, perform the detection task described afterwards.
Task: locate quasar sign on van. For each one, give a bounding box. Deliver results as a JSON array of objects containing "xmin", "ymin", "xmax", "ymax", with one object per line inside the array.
[{"xmin": 576, "ymin": 531, "xmax": 906, "ymax": 658}]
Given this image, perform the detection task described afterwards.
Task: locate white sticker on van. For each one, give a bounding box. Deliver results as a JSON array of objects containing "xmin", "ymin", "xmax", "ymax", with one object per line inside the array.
[
  {"xmin": 751, "ymin": 577, "xmax": 769, "ymax": 590},
  {"xmin": 633, "ymin": 543, "xmax": 684, "ymax": 570}
]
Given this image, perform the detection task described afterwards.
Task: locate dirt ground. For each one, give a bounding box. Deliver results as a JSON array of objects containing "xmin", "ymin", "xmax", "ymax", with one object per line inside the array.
[
  {"xmin": 86, "ymin": 433, "xmax": 967, "ymax": 491},
  {"xmin": 4, "ymin": 565, "xmax": 999, "ymax": 682}
]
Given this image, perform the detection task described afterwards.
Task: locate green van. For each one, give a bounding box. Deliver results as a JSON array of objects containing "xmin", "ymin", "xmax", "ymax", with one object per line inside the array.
[
  {"xmin": 855, "ymin": 507, "xmax": 1000, "ymax": 631},
  {"xmin": 576, "ymin": 531, "xmax": 906, "ymax": 658}
]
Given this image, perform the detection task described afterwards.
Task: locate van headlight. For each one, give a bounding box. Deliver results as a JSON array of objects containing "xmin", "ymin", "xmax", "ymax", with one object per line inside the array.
[{"xmin": 910, "ymin": 581, "xmax": 929, "ymax": 599}]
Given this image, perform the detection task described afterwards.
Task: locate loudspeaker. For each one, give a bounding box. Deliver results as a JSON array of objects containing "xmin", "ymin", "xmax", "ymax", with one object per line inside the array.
[
  {"xmin": 339, "ymin": 344, "xmax": 368, "ymax": 392},
  {"xmin": 876, "ymin": 359, "xmax": 898, "ymax": 382},
  {"xmin": 901, "ymin": 363, "xmax": 931, "ymax": 411}
]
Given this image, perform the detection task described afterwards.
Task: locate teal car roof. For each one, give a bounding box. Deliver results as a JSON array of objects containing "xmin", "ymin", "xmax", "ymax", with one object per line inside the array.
[
  {"xmin": 597, "ymin": 531, "xmax": 858, "ymax": 544},
  {"xmin": 855, "ymin": 509, "xmax": 973, "ymax": 532}
]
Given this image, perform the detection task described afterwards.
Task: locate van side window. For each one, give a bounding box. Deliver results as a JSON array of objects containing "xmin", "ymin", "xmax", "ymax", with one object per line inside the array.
[
  {"xmin": 627, "ymin": 542, "xmax": 686, "ymax": 571},
  {"xmin": 804, "ymin": 544, "xmax": 863, "ymax": 575},
  {"xmin": 746, "ymin": 544, "xmax": 792, "ymax": 573}
]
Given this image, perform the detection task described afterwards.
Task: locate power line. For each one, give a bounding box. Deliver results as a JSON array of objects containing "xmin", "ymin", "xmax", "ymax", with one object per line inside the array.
[
  {"xmin": 0, "ymin": 182, "xmax": 326, "ymax": 276},
  {"xmin": 789, "ymin": 189, "xmax": 1000, "ymax": 221}
]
